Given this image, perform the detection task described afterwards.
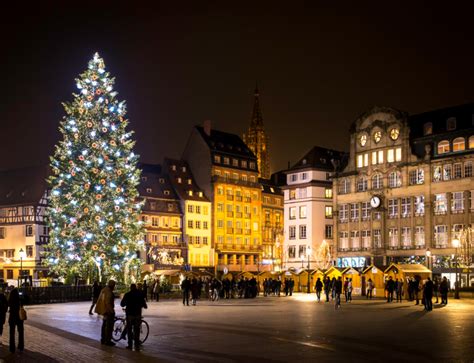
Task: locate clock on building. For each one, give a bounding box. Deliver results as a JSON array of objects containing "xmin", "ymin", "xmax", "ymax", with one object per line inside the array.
[
  {"xmin": 373, "ymin": 131, "xmax": 382, "ymax": 143},
  {"xmin": 370, "ymin": 195, "xmax": 381, "ymax": 208},
  {"xmin": 359, "ymin": 134, "xmax": 367, "ymax": 147}
]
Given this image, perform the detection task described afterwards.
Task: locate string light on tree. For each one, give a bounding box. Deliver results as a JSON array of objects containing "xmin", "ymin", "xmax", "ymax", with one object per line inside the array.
[{"xmin": 45, "ymin": 52, "xmax": 144, "ymax": 283}]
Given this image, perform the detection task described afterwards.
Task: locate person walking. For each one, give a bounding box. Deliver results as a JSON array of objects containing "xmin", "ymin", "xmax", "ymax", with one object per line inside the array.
[
  {"xmin": 289, "ymin": 278, "xmax": 294, "ymax": 296},
  {"xmin": 366, "ymin": 279, "xmax": 373, "ymax": 299},
  {"xmin": 7, "ymin": 288, "xmax": 24, "ymax": 353},
  {"xmin": 120, "ymin": 283, "xmax": 148, "ymax": 351},
  {"xmin": 0, "ymin": 287, "xmax": 8, "ymax": 343},
  {"xmin": 89, "ymin": 281, "xmax": 101, "ymax": 315},
  {"xmin": 142, "ymin": 280, "xmax": 148, "ymax": 302},
  {"xmin": 413, "ymin": 277, "xmax": 421, "ymax": 305},
  {"xmin": 334, "ymin": 277, "xmax": 342, "ymax": 309},
  {"xmin": 347, "ymin": 278, "xmax": 353, "ymax": 302},
  {"xmin": 323, "ymin": 276, "xmax": 331, "ymax": 302},
  {"xmin": 190, "ymin": 278, "xmax": 200, "ymax": 305},
  {"xmin": 440, "ymin": 276, "xmax": 449, "ymax": 305},
  {"xmin": 330, "ymin": 277, "xmax": 336, "ymax": 300},
  {"xmin": 152, "ymin": 279, "xmax": 160, "ymax": 302},
  {"xmin": 386, "ymin": 277, "xmax": 395, "ymax": 303},
  {"xmin": 95, "ymin": 279, "xmax": 116, "ymax": 346},
  {"xmin": 315, "ymin": 278, "xmax": 323, "ymax": 302},
  {"xmin": 396, "ymin": 279, "xmax": 404, "ymax": 303},
  {"xmin": 433, "ymin": 277, "xmax": 439, "ymax": 304},
  {"xmin": 181, "ymin": 277, "xmax": 191, "ymax": 306},
  {"xmin": 424, "ymin": 277, "xmax": 434, "ymax": 311}
]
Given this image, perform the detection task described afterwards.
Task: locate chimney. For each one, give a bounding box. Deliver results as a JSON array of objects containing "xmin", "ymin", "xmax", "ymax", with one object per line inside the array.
[{"xmin": 203, "ymin": 120, "xmax": 211, "ymax": 136}]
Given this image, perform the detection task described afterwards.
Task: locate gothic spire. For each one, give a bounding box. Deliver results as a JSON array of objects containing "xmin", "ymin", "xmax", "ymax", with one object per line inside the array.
[{"xmin": 251, "ymin": 82, "xmax": 263, "ymax": 128}]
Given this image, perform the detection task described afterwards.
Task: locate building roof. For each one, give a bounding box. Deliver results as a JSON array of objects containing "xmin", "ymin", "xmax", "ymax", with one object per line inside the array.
[
  {"xmin": 288, "ymin": 146, "xmax": 348, "ymax": 172},
  {"xmin": 384, "ymin": 263, "xmax": 431, "ymax": 274},
  {"xmin": 0, "ymin": 165, "xmax": 49, "ymax": 207},
  {"xmin": 195, "ymin": 126, "xmax": 257, "ymax": 160},
  {"xmin": 164, "ymin": 158, "xmax": 210, "ymax": 202},
  {"xmin": 138, "ymin": 163, "xmax": 181, "ymax": 214},
  {"xmin": 259, "ymin": 177, "xmax": 283, "ymax": 196},
  {"xmin": 409, "ymin": 102, "xmax": 474, "ymax": 138}
]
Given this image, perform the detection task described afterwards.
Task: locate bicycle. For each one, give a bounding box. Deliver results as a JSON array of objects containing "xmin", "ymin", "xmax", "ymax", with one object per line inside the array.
[{"xmin": 112, "ymin": 312, "xmax": 150, "ymax": 344}]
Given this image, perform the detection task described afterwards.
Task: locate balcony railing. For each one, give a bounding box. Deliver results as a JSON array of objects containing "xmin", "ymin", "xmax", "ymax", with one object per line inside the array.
[
  {"xmin": 235, "ymin": 196, "xmax": 243, "ymax": 202},
  {"xmin": 227, "ymin": 212, "xmax": 234, "ymax": 217},
  {"xmin": 235, "ymin": 212, "xmax": 243, "ymax": 218},
  {"xmin": 226, "ymin": 195, "xmax": 234, "ymax": 201},
  {"xmin": 226, "ymin": 228, "xmax": 234, "ymax": 234},
  {"xmin": 235, "ymin": 228, "xmax": 243, "ymax": 234}
]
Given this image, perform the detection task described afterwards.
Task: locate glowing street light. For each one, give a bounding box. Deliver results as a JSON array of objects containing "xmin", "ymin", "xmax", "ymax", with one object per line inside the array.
[{"xmin": 452, "ymin": 238, "xmax": 460, "ymax": 299}]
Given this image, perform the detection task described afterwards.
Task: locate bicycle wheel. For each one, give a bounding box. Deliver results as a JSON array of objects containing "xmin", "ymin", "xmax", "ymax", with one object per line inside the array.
[
  {"xmin": 112, "ymin": 317, "xmax": 126, "ymax": 342},
  {"xmin": 139, "ymin": 320, "xmax": 149, "ymax": 344}
]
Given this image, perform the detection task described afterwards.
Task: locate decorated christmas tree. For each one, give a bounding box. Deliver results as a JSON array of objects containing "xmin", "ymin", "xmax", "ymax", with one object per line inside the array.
[{"xmin": 45, "ymin": 53, "xmax": 144, "ymax": 283}]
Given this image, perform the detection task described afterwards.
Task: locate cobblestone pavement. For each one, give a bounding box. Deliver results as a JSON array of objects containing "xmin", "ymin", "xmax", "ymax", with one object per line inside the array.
[{"xmin": 0, "ymin": 294, "xmax": 472, "ymax": 362}]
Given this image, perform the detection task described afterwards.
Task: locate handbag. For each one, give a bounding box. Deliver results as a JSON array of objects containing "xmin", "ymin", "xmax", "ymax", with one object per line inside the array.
[{"xmin": 19, "ymin": 306, "xmax": 27, "ymax": 321}]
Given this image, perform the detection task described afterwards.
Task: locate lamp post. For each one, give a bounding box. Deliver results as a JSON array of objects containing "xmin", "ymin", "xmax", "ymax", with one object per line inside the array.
[
  {"xmin": 307, "ymin": 246, "xmax": 312, "ymax": 294},
  {"xmin": 452, "ymin": 238, "xmax": 460, "ymax": 299},
  {"xmin": 18, "ymin": 248, "xmax": 26, "ymax": 289}
]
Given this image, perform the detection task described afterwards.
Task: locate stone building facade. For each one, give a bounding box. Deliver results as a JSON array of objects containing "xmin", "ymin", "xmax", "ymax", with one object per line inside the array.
[{"xmin": 333, "ymin": 104, "xmax": 474, "ymax": 286}]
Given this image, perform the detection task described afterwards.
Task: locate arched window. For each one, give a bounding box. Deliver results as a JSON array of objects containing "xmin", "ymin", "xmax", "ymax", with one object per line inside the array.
[
  {"xmin": 469, "ymin": 135, "xmax": 474, "ymax": 149},
  {"xmin": 372, "ymin": 174, "xmax": 383, "ymax": 190},
  {"xmin": 388, "ymin": 171, "xmax": 402, "ymax": 188},
  {"xmin": 437, "ymin": 140, "xmax": 450, "ymax": 154},
  {"xmin": 452, "ymin": 137, "xmax": 465, "ymax": 152},
  {"xmin": 357, "ymin": 177, "xmax": 368, "ymax": 192},
  {"xmin": 338, "ymin": 179, "xmax": 351, "ymax": 194}
]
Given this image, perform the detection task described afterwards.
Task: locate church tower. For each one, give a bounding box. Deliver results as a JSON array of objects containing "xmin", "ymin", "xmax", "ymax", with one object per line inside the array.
[{"xmin": 243, "ymin": 85, "xmax": 271, "ymax": 179}]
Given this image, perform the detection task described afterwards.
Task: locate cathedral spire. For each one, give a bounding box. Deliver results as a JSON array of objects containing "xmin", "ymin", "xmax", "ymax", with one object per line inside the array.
[
  {"xmin": 243, "ymin": 83, "xmax": 271, "ymax": 179},
  {"xmin": 251, "ymin": 82, "xmax": 264, "ymax": 128}
]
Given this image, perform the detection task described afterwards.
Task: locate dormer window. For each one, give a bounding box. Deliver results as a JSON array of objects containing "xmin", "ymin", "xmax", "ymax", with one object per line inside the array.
[
  {"xmin": 198, "ymin": 191, "xmax": 203, "ymax": 197},
  {"xmin": 159, "ymin": 178, "xmax": 165, "ymax": 184},
  {"xmin": 214, "ymin": 155, "xmax": 221, "ymax": 163},
  {"xmin": 141, "ymin": 176, "xmax": 148, "ymax": 182},
  {"xmin": 241, "ymin": 160, "xmax": 248, "ymax": 168},
  {"xmin": 232, "ymin": 159, "xmax": 239, "ymax": 167},
  {"xmin": 423, "ymin": 122, "xmax": 433, "ymax": 136},
  {"xmin": 171, "ymin": 165, "xmax": 176, "ymax": 171},
  {"xmin": 187, "ymin": 179, "xmax": 192, "ymax": 185},
  {"xmin": 177, "ymin": 177, "xmax": 182, "ymax": 183},
  {"xmin": 437, "ymin": 140, "xmax": 450, "ymax": 154},
  {"xmin": 188, "ymin": 190, "xmax": 193, "ymax": 196},
  {"xmin": 181, "ymin": 166, "xmax": 186, "ymax": 172},
  {"xmin": 164, "ymin": 190, "xmax": 170, "ymax": 195},
  {"xmin": 146, "ymin": 188, "xmax": 152, "ymax": 193},
  {"xmin": 447, "ymin": 117, "xmax": 456, "ymax": 131},
  {"xmin": 224, "ymin": 157, "xmax": 230, "ymax": 165},
  {"xmin": 249, "ymin": 162, "xmax": 256, "ymax": 169},
  {"xmin": 167, "ymin": 204, "xmax": 173, "ymax": 211}
]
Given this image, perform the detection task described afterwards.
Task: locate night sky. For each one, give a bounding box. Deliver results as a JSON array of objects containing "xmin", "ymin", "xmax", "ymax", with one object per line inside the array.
[{"xmin": 3, "ymin": 2, "xmax": 474, "ymax": 173}]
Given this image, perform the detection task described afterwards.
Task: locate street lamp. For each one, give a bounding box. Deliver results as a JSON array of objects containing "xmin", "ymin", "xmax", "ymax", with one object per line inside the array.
[
  {"xmin": 18, "ymin": 248, "xmax": 26, "ymax": 288},
  {"xmin": 307, "ymin": 246, "xmax": 312, "ymax": 294},
  {"xmin": 452, "ymin": 238, "xmax": 460, "ymax": 299}
]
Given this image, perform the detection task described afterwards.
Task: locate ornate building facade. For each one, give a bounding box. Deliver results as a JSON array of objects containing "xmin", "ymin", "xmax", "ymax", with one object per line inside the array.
[
  {"xmin": 333, "ymin": 105, "xmax": 474, "ymax": 287},
  {"xmin": 243, "ymin": 86, "xmax": 271, "ymax": 179}
]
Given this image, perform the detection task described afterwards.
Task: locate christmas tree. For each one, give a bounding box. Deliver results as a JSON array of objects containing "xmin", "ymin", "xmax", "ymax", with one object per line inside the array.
[{"xmin": 45, "ymin": 53, "xmax": 144, "ymax": 283}]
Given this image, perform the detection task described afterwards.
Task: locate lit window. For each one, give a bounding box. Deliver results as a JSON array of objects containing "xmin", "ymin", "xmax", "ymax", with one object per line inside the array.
[
  {"xmin": 357, "ymin": 155, "xmax": 363, "ymax": 168},
  {"xmin": 387, "ymin": 149, "xmax": 395, "ymax": 163},
  {"xmin": 299, "ymin": 206, "xmax": 307, "ymax": 219},
  {"xmin": 214, "ymin": 155, "xmax": 221, "ymax": 163},
  {"xmin": 289, "ymin": 207, "xmax": 296, "ymax": 220},
  {"xmin": 378, "ymin": 150, "xmax": 384, "ymax": 164},
  {"xmin": 373, "ymin": 131, "xmax": 382, "ymax": 143},
  {"xmin": 388, "ymin": 171, "xmax": 401, "ymax": 188},
  {"xmin": 364, "ymin": 153, "xmax": 369, "ymax": 167},
  {"xmin": 395, "ymin": 148, "xmax": 402, "ymax": 161},
  {"xmin": 453, "ymin": 137, "xmax": 465, "ymax": 152},
  {"xmin": 437, "ymin": 140, "xmax": 450, "ymax": 154},
  {"xmin": 371, "ymin": 151, "xmax": 377, "ymax": 165},
  {"xmin": 470, "ymin": 136, "xmax": 474, "ymax": 149},
  {"xmin": 223, "ymin": 157, "xmax": 230, "ymax": 165},
  {"xmin": 232, "ymin": 159, "xmax": 239, "ymax": 167},
  {"xmin": 357, "ymin": 177, "xmax": 368, "ymax": 192},
  {"xmin": 390, "ymin": 128, "xmax": 400, "ymax": 140},
  {"xmin": 372, "ymin": 174, "xmax": 383, "ymax": 189},
  {"xmin": 325, "ymin": 206, "xmax": 333, "ymax": 218},
  {"xmin": 325, "ymin": 188, "xmax": 332, "ymax": 198},
  {"xmin": 359, "ymin": 134, "xmax": 367, "ymax": 146},
  {"xmin": 289, "ymin": 226, "xmax": 296, "ymax": 240},
  {"xmin": 409, "ymin": 169, "xmax": 424, "ymax": 185}
]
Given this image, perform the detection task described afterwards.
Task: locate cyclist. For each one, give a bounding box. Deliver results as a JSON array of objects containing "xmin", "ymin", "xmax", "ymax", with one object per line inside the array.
[{"xmin": 120, "ymin": 284, "xmax": 148, "ymax": 351}]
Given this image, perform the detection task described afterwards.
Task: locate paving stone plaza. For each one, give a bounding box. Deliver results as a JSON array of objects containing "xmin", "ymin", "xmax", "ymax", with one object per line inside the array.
[{"xmin": 0, "ymin": 295, "xmax": 472, "ymax": 362}]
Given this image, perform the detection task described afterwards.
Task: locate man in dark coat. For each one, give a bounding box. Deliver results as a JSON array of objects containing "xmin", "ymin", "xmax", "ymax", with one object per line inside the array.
[
  {"xmin": 424, "ymin": 277, "xmax": 434, "ymax": 311},
  {"xmin": 181, "ymin": 277, "xmax": 191, "ymax": 306},
  {"xmin": 0, "ymin": 288, "xmax": 8, "ymax": 343},
  {"xmin": 315, "ymin": 278, "xmax": 323, "ymax": 302},
  {"xmin": 120, "ymin": 284, "xmax": 147, "ymax": 350},
  {"xmin": 413, "ymin": 277, "xmax": 421, "ymax": 305},
  {"xmin": 386, "ymin": 277, "xmax": 395, "ymax": 303},
  {"xmin": 439, "ymin": 276, "xmax": 449, "ymax": 305},
  {"xmin": 323, "ymin": 276, "xmax": 331, "ymax": 302}
]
